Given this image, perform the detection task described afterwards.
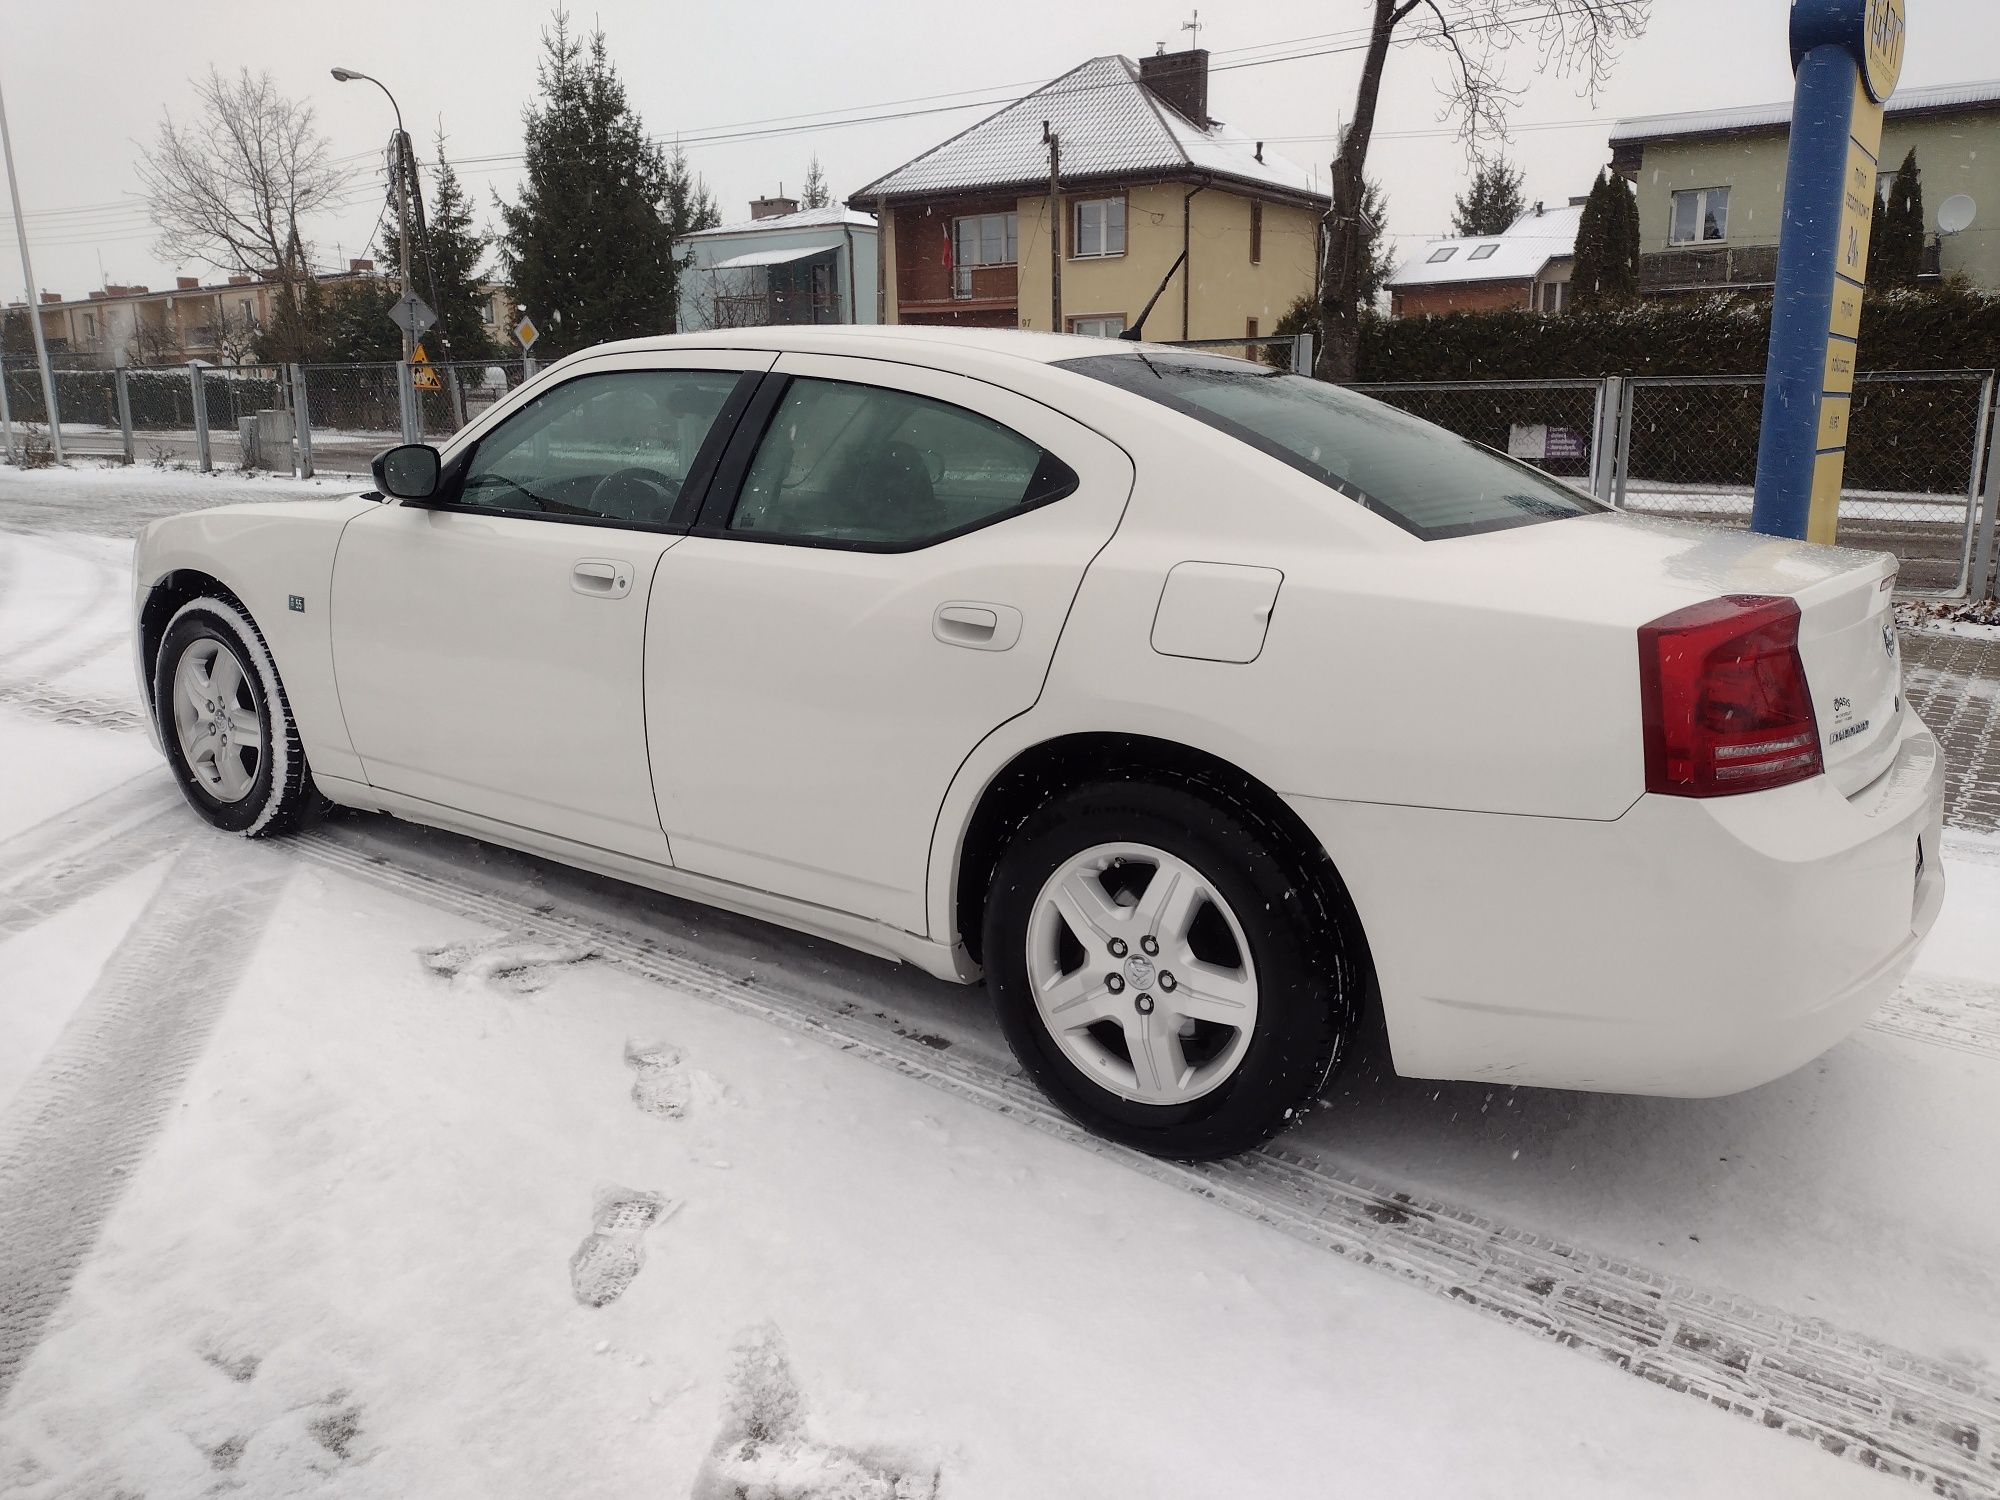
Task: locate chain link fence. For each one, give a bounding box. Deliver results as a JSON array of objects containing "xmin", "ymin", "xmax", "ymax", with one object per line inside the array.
[
  {"xmin": 1614, "ymin": 371, "xmax": 1994, "ymax": 595},
  {"xmin": 1350, "ymin": 378, "xmax": 1608, "ymax": 491}
]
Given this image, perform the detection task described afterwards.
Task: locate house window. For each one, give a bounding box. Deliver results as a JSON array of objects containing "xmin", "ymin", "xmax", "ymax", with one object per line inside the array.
[
  {"xmin": 951, "ymin": 212, "xmax": 1018, "ymax": 297},
  {"xmin": 1670, "ymin": 186, "xmax": 1730, "ymax": 244},
  {"xmin": 1537, "ymin": 280, "xmax": 1569, "ymax": 314},
  {"xmin": 1877, "ymin": 167, "xmax": 1919, "ymax": 203},
  {"xmin": 1246, "ymin": 317, "xmax": 1260, "ymax": 338},
  {"xmin": 1426, "ymin": 246, "xmax": 1458, "ymax": 263},
  {"xmin": 1250, "ymin": 201, "xmax": 1263, "ymax": 264},
  {"xmin": 80, "ymin": 311, "xmax": 97, "ymax": 341},
  {"xmin": 1072, "ymin": 197, "xmax": 1126, "ymax": 259},
  {"xmin": 1068, "ymin": 314, "xmax": 1125, "ymax": 338},
  {"xmin": 480, "ymin": 297, "xmax": 497, "ymax": 325},
  {"xmin": 1468, "ymin": 243, "xmax": 1500, "ymax": 261}
]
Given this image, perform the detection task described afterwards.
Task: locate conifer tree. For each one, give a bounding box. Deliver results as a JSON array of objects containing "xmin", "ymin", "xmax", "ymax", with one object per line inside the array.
[
  {"xmin": 799, "ymin": 155, "xmax": 832, "ymax": 210},
  {"xmin": 1451, "ymin": 158, "xmax": 1527, "ymax": 237},
  {"xmin": 660, "ymin": 141, "xmax": 720, "ymax": 331},
  {"xmin": 1571, "ymin": 169, "xmax": 1638, "ymax": 309},
  {"xmin": 500, "ymin": 9, "xmax": 680, "ymax": 357},
  {"xmin": 1874, "ymin": 149, "xmax": 1925, "ymax": 288},
  {"xmin": 1358, "ymin": 178, "xmax": 1395, "ymax": 306}
]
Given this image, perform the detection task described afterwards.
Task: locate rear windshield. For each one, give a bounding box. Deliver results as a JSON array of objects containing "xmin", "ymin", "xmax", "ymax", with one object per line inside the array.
[{"xmin": 1058, "ymin": 350, "xmax": 1605, "ymax": 540}]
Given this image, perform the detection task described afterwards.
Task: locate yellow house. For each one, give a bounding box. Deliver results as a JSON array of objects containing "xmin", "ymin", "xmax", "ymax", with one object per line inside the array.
[{"xmin": 850, "ymin": 49, "xmax": 1328, "ymax": 343}]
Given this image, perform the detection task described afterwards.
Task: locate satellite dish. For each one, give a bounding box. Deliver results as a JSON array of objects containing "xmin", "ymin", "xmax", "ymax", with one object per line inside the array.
[{"xmin": 1938, "ymin": 194, "xmax": 1977, "ymax": 236}]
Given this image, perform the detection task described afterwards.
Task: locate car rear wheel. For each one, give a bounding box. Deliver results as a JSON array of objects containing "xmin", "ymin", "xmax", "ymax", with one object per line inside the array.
[
  {"xmin": 984, "ymin": 780, "xmax": 1354, "ymax": 1160},
  {"xmin": 154, "ymin": 597, "xmax": 317, "ymax": 837}
]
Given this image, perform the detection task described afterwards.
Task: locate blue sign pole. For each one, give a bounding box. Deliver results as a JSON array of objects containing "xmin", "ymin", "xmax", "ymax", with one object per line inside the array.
[{"xmin": 1751, "ymin": 0, "xmax": 1906, "ymax": 543}]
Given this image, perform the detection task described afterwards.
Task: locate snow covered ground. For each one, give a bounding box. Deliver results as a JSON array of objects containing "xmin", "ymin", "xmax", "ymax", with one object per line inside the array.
[{"xmin": 3, "ymin": 470, "xmax": 2000, "ymax": 1498}]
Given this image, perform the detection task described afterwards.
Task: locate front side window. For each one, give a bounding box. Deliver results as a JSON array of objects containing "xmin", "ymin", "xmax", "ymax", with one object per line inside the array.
[
  {"xmin": 1073, "ymin": 197, "xmax": 1126, "ymax": 258},
  {"xmin": 1670, "ymin": 186, "xmax": 1730, "ymax": 244},
  {"xmin": 1059, "ymin": 351, "xmax": 1604, "ymax": 541},
  {"xmin": 455, "ymin": 369, "xmax": 745, "ymax": 525},
  {"xmin": 727, "ymin": 376, "xmax": 1077, "ymax": 548}
]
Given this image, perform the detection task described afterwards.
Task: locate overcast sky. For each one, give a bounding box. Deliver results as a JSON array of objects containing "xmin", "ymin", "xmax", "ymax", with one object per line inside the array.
[{"xmin": 2, "ymin": 0, "xmax": 1990, "ymax": 300}]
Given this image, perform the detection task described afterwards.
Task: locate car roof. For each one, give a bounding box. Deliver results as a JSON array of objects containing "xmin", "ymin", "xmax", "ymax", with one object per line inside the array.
[{"xmin": 569, "ymin": 323, "xmax": 1206, "ymax": 371}]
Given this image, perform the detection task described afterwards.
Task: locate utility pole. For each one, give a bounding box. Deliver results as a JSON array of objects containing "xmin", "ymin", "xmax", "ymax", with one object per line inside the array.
[
  {"xmin": 0, "ymin": 70, "xmax": 63, "ymax": 461},
  {"xmin": 1044, "ymin": 122, "xmax": 1062, "ymax": 333},
  {"xmin": 332, "ymin": 67, "xmax": 415, "ymax": 364}
]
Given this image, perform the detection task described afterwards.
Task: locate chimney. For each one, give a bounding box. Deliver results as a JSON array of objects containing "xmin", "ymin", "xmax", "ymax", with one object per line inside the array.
[
  {"xmin": 349, "ymin": 257, "xmax": 375, "ymax": 273},
  {"xmin": 750, "ymin": 195, "xmax": 799, "ymax": 220},
  {"xmin": 1568, "ymin": 194, "xmax": 1590, "ymax": 207},
  {"xmin": 40, "ymin": 291, "xmax": 61, "ymax": 304},
  {"xmin": 1139, "ymin": 48, "xmax": 1210, "ymax": 129},
  {"xmin": 88, "ymin": 290, "xmax": 107, "ymax": 300},
  {"xmin": 227, "ymin": 274, "xmax": 252, "ymax": 286},
  {"xmin": 131, "ymin": 285, "xmax": 149, "ymax": 294},
  {"xmin": 177, "ymin": 276, "xmax": 199, "ymax": 290}
]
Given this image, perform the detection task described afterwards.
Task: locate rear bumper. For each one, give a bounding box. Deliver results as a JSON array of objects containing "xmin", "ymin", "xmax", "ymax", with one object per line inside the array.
[{"xmin": 1288, "ymin": 715, "xmax": 1947, "ymax": 1096}]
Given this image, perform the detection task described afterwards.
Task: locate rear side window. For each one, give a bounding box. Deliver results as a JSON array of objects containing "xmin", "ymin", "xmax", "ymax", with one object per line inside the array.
[
  {"xmin": 727, "ymin": 376, "xmax": 1077, "ymax": 549},
  {"xmin": 1058, "ymin": 351, "xmax": 1604, "ymax": 540}
]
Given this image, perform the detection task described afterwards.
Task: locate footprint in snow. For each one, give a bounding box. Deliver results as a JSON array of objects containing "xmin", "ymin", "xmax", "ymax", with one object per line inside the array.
[
  {"xmin": 692, "ymin": 1323, "xmax": 941, "ymax": 1500},
  {"xmin": 625, "ymin": 1039, "xmax": 692, "ymax": 1118},
  {"xmin": 570, "ymin": 1187, "xmax": 675, "ymax": 1307},
  {"xmin": 419, "ymin": 930, "xmax": 595, "ymax": 993}
]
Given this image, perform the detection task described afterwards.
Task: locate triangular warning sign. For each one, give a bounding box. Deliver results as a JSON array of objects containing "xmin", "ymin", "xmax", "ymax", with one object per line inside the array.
[{"xmin": 412, "ymin": 342, "xmax": 430, "ymax": 364}]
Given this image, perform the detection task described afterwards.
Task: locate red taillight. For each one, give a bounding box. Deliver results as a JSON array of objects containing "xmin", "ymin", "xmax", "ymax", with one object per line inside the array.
[{"xmin": 1638, "ymin": 595, "xmax": 1823, "ymax": 797}]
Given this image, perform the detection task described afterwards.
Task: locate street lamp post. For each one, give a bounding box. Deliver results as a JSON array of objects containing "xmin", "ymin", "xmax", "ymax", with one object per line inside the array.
[
  {"xmin": 331, "ymin": 67, "xmax": 415, "ymax": 365},
  {"xmin": 0, "ymin": 69, "xmax": 63, "ymax": 461}
]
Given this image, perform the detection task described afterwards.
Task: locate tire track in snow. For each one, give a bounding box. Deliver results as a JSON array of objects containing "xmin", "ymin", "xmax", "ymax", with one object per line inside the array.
[
  {"xmin": 0, "ymin": 836, "xmax": 289, "ymax": 1409},
  {"xmin": 0, "ymin": 532, "xmax": 123, "ymax": 676},
  {"xmin": 1867, "ymin": 976, "xmax": 2000, "ymax": 1062},
  {"xmin": 290, "ymin": 825, "xmax": 2000, "ymax": 1500},
  {"xmin": 0, "ymin": 680, "xmax": 144, "ymax": 733}
]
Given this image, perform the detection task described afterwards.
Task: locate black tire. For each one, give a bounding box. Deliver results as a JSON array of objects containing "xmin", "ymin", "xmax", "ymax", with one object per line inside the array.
[
  {"xmin": 983, "ymin": 780, "xmax": 1358, "ymax": 1160},
  {"xmin": 153, "ymin": 596, "xmax": 318, "ymax": 837}
]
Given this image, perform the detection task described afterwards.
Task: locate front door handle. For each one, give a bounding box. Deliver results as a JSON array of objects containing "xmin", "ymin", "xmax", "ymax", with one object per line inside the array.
[
  {"xmin": 934, "ymin": 601, "xmax": 1022, "ymax": 652},
  {"xmin": 572, "ymin": 559, "xmax": 633, "ymax": 598}
]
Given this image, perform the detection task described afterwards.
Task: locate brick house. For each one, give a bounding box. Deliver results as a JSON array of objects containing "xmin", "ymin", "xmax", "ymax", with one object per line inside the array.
[
  {"xmin": 1385, "ymin": 199, "xmax": 1584, "ymax": 318},
  {"xmin": 849, "ymin": 48, "xmax": 1327, "ymax": 341}
]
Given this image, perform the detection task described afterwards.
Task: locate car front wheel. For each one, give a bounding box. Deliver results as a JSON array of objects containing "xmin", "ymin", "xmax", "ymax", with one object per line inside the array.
[
  {"xmin": 983, "ymin": 780, "xmax": 1356, "ymax": 1160},
  {"xmin": 154, "ymin": 596, "xmax": 317, "ymax": 837}
]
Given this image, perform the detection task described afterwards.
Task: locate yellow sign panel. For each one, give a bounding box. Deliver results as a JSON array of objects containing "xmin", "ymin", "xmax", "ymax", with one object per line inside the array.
[
  {"xmin": 1861, "ymin": 0, "xmax": 1907, "ymax": 102},
  {"xmin": 412, "ymin": 341, "xmax": 430, "ymax": 364},
  {"xmin": 1816, "ymin": 393, "xmax": 1853, "ymax": 450},
  {"xmin": 412, "ymin": 366, "xmax": 441, "ymax": 391},
  {"xmin": 1808, "ymin": 451, "xmax": 1846, "ymax": 546},
  {"xmin": 514, "ymin": 315, "xmax": 539, "ymax": 350},
  {"xmin": 1830, "ymin": 279, "xmax": 1865, "ymax": 340},
  {"xmin": 1837, "ymin": 136, "xmax": 1878, "ymax": 284},
  {"xmin": 1823, "ymin": 338, "xmax": 1858, "ymax": 395}
]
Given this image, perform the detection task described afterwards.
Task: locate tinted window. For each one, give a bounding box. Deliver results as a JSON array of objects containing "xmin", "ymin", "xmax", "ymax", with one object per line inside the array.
[
  {"xmin": 727, "ymin": 376, "xmax": 1077, "ymax": 548},
  {"xmin": 1058, "ymin": 351, "xmax": 1604, "ymax": 540},
  {"xmin": 456, "ymin": 369, "xmax": 745, "ymax": 525}
]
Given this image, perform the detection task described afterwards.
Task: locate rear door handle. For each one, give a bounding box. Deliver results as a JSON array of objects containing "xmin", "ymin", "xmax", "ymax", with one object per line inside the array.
[
  {"xmin": 934, "ymin": 601, "xmax": 1022, "ymax": 651},
  {"xmin": 572, "ymin": 559, "xmax": 633, "ymax": 598}
]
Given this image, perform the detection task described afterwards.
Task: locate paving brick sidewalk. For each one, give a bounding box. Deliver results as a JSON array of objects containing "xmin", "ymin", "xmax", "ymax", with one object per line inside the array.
[{"xmin": 1902, "ymin": 631, "xmax": 2000, "ymax": 836}]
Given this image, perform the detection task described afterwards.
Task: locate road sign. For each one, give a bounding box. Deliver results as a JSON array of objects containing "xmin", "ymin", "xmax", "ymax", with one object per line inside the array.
[
  {"xmin": 514, "ymin": 314, "xmax": 539, "ymax": 351},
  {"xmin": 388, "ymin": 293, "xmax": 437, "ymax": 340},
  {"xmin": 411, "ymin": 342, "xmax": 441, "ymax": 392}
]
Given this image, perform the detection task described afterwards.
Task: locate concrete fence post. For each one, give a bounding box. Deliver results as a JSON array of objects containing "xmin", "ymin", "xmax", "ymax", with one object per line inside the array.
[
  {"xmin": 1969, "ymin": 378, "xmax": 2000, "ymax": 603},
  {"xmin": 396, "ymin": 361, "xmax": 419, "ymax": 445},
  {"xmin": 292, "ymin": 363, "xmax": 314, "ymax": 479},
  {"xmin": 1590, "ymin": 376, "xmax": 1626, "ymax": 503},
  {"xmin": 522, "ymin": 352, "xmax": 537, "ymax": 381},
  {"xmin": 0, "ymin": 361, "xmax": 15, "ymax": 463},
  {"xmin": 188, "ymin": 362, "xmax": 211, "ymax": 473},
  {"xmin": 1612, "ymin": 379, "xmax": 1638, "ymax": 508},
  {"xmin": 114, "ymin": 365, "xmax": 135, "ymax": 465},
  {"xmin": 1292, "ymin": 331, "xmax": 1314, "ymax": 379}
]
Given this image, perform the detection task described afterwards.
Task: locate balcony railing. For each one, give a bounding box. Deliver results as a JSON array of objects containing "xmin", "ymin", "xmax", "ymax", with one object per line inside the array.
[{"xmin": 1639, "ymin": 244, "xmax": 1780, "ymax": 294}]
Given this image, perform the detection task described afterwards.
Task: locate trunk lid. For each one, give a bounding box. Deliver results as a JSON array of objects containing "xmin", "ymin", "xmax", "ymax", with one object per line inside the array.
[{"xmin": 1447, "ymin": 512, "xmax": 1904, "ymax": 795}]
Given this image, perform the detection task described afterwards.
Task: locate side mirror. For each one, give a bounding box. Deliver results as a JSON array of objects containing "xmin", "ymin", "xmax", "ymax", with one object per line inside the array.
[{"xmin": 373, "ymin": 443, "xmax": 441, "ymax": 500}]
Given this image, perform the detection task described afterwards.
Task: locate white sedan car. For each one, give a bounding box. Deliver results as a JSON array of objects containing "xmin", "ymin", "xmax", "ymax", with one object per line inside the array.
[{"xmin": 133, "ymin": 326, "xmax": 1946, "ymax": 1158}]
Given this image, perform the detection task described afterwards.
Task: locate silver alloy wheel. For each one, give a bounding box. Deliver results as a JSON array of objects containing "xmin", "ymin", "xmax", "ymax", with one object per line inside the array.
[
  {"xmin": 1025, "ymin": 841, "xmax": 1259, "ymax": 1106},
  {"xmin": 170, "ymin": 635, "xmax": 264, "ymax": 804}
]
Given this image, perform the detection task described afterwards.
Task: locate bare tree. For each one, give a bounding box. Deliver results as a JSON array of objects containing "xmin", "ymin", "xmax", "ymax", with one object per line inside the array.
[
  {"xmin": 1317, "ymin": 0, "xmax": 1649, "ymax": 381},
  {"xmin": 138, "ymin": 68, "xmax": 341, "ymax": 362}
]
